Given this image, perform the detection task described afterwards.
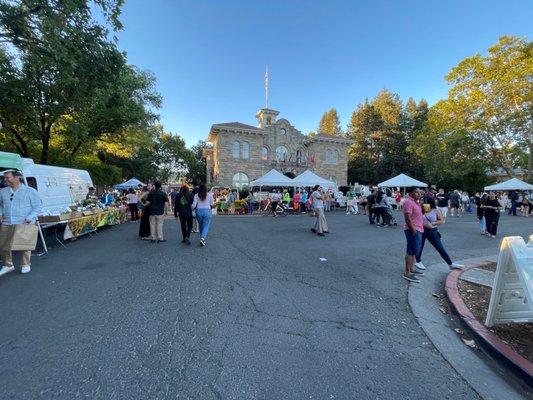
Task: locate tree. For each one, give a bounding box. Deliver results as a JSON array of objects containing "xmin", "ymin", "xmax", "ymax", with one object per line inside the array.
[
  {"xmin": 0, "ymin": 0, "xmax": 160, "ymax": 164},
  {"xmin": 439, "ymin": 36, "xmax": 532, "ymax": 180},
  {"xmin": 410, "ymin": 102, "xmax": 490, "ymax": 192},
  {"xmin": 187, "ymin": 140, "xmax": 209, "ymax": 185},
  {"xmin": 317, "ymin": 108, "xmax": 342, "ymax": 135}
]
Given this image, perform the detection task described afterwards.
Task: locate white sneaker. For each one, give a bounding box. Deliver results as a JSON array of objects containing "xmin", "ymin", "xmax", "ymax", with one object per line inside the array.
[
  {"xmin": 0, "ymin": 265, "xmax": 15, "ymax": 276},
  {"xmin": 414, "ymin": 262, "xmax": 426, "ymax": 270},
  {"xmin": 200, "ymin": 238, "xmax": 206, "ymax": 246},
  {"xmin": 449, "ymin": 263, "xmax": 464, "ymax": 270},
  {"xmin": 20, "ymin": 265, "xmax": 31, "ymax": 274}
]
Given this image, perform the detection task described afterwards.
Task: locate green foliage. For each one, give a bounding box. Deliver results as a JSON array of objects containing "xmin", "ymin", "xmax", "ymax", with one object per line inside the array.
[
  {"xmin": 441, "ymin": 36, "xmax": 532, "ymax": 180},
  {"xmin": 318, "ymin": 108, "xmax": 342, "ymax": 135},
  {"xmin": 187, "ymin": 140, "xmax": 209, "ymax": 185},
  {"xmin": 0, "ymin": 0, "xmax": 160, "ymax": 164}
]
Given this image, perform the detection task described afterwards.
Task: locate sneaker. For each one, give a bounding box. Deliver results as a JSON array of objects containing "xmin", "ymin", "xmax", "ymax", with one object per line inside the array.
[
  {"xmin": 449, "ymin": 263, "xmax": 464, "ymax": 270},
  {"xmin": 186, "ymin": 238, "xmax": 191, "ymax": 245},
  {"xmin": 402, "ymin": 273, "xmax": 420, "ymax": 283},
  {"xmin": 323, "ymin": 231, "xmax": 330, "ymax": 234},
  {"xmin": 310, "ymin": 228, "xmax": 317, "ymax": 233},
  {"xmin": 200, "ymin": 238, "xmax": 206, "ymax": 246},
  {"xmin": 0, "ymin": 265, "xmax": 15, "ymax": 276},
  {"xmin": 317, "ymin": 233, "xmax": 325, "ymax": 236},
  {"xmin": 20, "ymin": 265, "xmax": 31, "ymax": 274},
  {"xmin": 414, "ymin": 262, "xmax": 426, "ymax": 270}
]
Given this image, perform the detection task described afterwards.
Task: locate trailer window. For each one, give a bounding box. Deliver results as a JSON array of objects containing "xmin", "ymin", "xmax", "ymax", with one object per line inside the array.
[{"xmin": 26, "ymin": 177, "xmax": 37, "ymax": 190}]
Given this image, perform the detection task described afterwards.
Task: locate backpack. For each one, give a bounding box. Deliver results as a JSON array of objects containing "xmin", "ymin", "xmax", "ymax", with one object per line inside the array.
[{"xmin": 305, "ymin": 196, "xmax": 313, "ymax": 207}]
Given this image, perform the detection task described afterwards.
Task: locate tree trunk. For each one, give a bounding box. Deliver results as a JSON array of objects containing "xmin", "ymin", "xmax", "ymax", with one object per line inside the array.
[{"xmin": 40, "ymin": 126, "xmax": 51, "ymax": 164}]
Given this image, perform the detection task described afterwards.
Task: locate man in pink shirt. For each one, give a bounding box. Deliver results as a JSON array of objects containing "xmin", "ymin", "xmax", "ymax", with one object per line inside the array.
[{"xmin": 402, "ymin": 187, "xmax": 424, "ymax": 282}]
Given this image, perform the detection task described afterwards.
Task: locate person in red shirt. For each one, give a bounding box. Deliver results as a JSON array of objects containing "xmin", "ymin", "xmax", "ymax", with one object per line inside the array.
[{"xmin": 402, "ymin": 187, "xmax": 425, "ymax": 283}]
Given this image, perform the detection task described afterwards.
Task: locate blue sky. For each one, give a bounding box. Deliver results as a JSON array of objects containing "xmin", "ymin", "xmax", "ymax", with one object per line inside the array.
[{"xmin": 116, "ymin": 0, "xmax": 532, "ymax": 146}]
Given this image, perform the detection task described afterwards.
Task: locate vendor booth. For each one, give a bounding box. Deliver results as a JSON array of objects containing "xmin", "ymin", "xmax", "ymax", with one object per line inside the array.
[
  {"xmin": 113, "ymin": 177, "xmax": 145, "ymax": 190},
  {"xmin": 378, "ymin": 173, "xmax": 428, "ymax": 189},
  {"xmin": 292, "ymin": 170, "xmax": 336, "ymax": 190},
  {"xmin": 250, "ymin": 169, "xmax": 295, "ymax": 187},
  {"xmin": 484, "ymin": 178, "xmax": 533, "ymax": 191}
]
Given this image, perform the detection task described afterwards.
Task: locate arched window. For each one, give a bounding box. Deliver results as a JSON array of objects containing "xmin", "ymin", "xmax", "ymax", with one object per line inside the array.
[
  {"xmin": 326, "ymin": 149, "xmax": 339, "ymax": 164},
  {"xmin": 261, "ymin": 146, "xmax": 269, "ymax": 161},
  {"xmin": 332, "ymin": 149, "xmax": 339, "ymax": 164},
  {"xmin": 242, "ymin": 142, "xmax": 250, "ymax": 160},
  {"xmin": 232, "ymin": 172, "xmax": 249, "ymax": 189},
  {"xmin": 276, "ymin": 146, "xmax": 288, "ymax": 162},
  {"xmin": 232, "ymin": 141, "xmax": 240, "ymax": 159},
  {"xmin": 296, "ymin": 150, "xmax": 302, "ymax": 164}
]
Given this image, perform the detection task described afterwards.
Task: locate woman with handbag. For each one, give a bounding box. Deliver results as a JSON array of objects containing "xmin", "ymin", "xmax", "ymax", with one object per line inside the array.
[{"xmin": 414, "ymin": 198, "xmax": 463, "ymax": 271}]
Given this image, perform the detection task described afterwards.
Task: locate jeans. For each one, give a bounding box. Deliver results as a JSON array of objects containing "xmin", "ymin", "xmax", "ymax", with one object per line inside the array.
[
  {"xmin": 416, "ymin": 228, "xmax": 452, "ymax": 265},
  {"xmin": 247, "ymin": 202, "xmax": 254, "ymax": 215},
  {"xmin": 196, "ymin": 208, "xmax": 212, "ymax": 239},
  {"xmin": 479, "ymin": 216, "xmax": 486, "ymax": 233},
  {"xmin": 508, "ymin": 200, "xmax": 517, "ymax": 216},
  {"xmin": 325, "ymin": 201, "xmax": 331, "ymax": 212},
  {"xmin": 404, "ymin": 230, "xmax": 422, "ymax": 256}
]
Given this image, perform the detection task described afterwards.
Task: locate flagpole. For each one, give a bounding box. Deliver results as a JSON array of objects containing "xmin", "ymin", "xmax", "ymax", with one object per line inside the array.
[{"xmin": 265, "ymin": 65, "xmax": 269, "ymax": 109}]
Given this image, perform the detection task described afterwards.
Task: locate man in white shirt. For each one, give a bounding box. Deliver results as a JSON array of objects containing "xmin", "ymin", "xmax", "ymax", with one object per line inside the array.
[{"xmin": 0, "ymin": 170, "xmax": 42, "ymax": 275}]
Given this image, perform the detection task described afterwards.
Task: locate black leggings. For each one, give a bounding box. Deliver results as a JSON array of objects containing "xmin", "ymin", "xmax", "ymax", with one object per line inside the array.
[
  {"xmin": 179, "ymin": 215, "xmax": 193, "ymax": 239},
  {"xmin": 485, "ymin": 213, "xmax": 500, "ymax": 236},
  {"xmin": 128, "ymin": 203, "xmax": 138, "ymax": 221}
]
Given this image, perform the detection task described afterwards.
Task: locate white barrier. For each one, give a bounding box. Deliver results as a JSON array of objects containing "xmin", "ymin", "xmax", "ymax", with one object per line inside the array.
[{"xmin": 485, "ymin": 236, "xmax": 533, "ymax": 327}]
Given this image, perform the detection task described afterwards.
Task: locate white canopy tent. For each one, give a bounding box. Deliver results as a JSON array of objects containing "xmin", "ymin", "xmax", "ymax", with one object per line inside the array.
[
  {"xmin": 292, "ymin": 170, "xmax": 336, "ymax": 189},
  {"xmin": 378, "ymin": 173, "xmax": 428, "ymax": 188},
  {"xmin": 484, "ymin": 178, "xmax": 533, "ymax": 191},
  {"xmin": 249, "ymin": 169, "xmax": 294, "ymax": 187}
]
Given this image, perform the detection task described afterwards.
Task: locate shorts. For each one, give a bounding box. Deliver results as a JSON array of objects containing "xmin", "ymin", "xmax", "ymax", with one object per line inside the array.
[
  {"xmin": 451, "ymin": 202, "xmax": 460, "ymax": 208},
  {"xmin": 404, "ymin": 230, "xmax": 422, "ymax": 256}
]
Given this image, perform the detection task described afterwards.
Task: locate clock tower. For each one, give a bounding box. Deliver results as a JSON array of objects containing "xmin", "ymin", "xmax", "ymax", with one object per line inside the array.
[{"xmin": 255, "ymin": 108, "xmax": 279, "ymax": 128}]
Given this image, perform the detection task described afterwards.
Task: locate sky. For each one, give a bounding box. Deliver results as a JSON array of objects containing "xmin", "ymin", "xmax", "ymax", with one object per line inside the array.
[{"xmin": 115, "ymin": 0, "xmax": 533, "ymax": 146}]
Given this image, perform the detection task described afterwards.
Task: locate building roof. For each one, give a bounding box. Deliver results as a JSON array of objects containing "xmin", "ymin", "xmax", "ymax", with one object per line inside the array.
[
  {"xmin": 212, "ymin": 122, "xmax": 264, "ymax": 131},
  {"xmin": 305, "ymin": 134, "xmax": 354, "ymax": 145}
]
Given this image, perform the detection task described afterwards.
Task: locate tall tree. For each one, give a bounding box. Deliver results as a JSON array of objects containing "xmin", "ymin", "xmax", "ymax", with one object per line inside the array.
[
  {"xmin": 187, "ymin": 140, "xmax": 209, "ymax": 185},
  {"xmin": 0, "ymin": 0, "xmax": 160, "ymax": 164},
  {"xmin": 439, "ymin": 36, "xmax": 532, "ymax": 180},
  {"xmin": 318, "ymin": 108, "xmax": 342, "ymax": 135}
]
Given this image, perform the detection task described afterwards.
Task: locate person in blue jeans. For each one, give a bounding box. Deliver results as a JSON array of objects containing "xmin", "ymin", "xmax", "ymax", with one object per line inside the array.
[
  {"xmin": 192, "ymin": 184, "xmax": 214, "ymax": 246},
  {"xmin": 415, "ymin": 198, "xmax": 463, "ymax": 271},
  {"xmin": 508, "ymin": 190, "xmax": 518, "ymax": 216}
]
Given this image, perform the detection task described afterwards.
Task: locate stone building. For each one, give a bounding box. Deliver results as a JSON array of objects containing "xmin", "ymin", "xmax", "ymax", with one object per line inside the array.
[{"xmin": 203, "ymin": 107, "xmax": 353, "ymax": 188}]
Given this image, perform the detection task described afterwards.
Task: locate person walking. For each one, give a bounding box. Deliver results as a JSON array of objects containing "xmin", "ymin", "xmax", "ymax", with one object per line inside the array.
[
  {"xmin": 476, "ymin": 193, "xmax": 487, "ymax": 235},
  {"xmin": 483, "ymin": 191, "xmax": 501, "ymax": 238},
  {"xmin": 126, "ymin": 188, "xmax": 139, "ymax": 221},
  {"xmin": 449, "ymin": 190, "xmax": 461, "ymax": 217},
  {"xmin": 414, "ymin": 198, "xmax": 464, "ymax": 271},
  {"xmin": 508, "ymin": 190, "xmax": 518, "ymax": 216},
  {"xmin": 292, "ymin": 191, "xmax": 301, "ymax": 212},
  {"xmin": 402, "ymin": 187, "xmax": 425, "ymax": 283},
  {"xmin": 246, "ymin": 191, "xmax": 255, "ymax": 215},
  {"xmin": 300, "ymin": 190, "xmax": 308, "ymax": 213},
  {"xmin": 138, "ymin": 184, "xmax": 152, "ymax": 240},
  {"xmin": 191, "ymin": 186, "xmax": 200, "ymax": 232},
  {"xmin": 310, "ymin": 185, "xmax": 328, "ymax": 236},
  {"xmin": 435, "ymin": 188, "xmax": 449, "ymax": 218},
  {"xmin": 270, "ymin": 190, "xmax": 281, "ymax": 217},
  {"xmin": 0, "ymin": 170, "xmax": 42, "ymax": 276},
  {"xmin": 146, "ymin": 181, "xmax": 168, "ymax": 243},
  {"xmin": 192, "ymin": 184, "xmax": 214, "ymax": 246},
  {"xmin": 366, "ymin": 190, "xmax": 376, "ymax": 224},
  {"xmin": 175, "ymin": 184, "xmax": 194, "ymax": 244}
]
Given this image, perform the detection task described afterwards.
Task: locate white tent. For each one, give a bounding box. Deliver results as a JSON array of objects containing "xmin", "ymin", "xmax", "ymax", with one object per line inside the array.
[
  {"xmin": 292, "ymin": 170, "xmax": 336, "ymax": 189},
  {"xmin": 484, "ymin": 178, "xmax": 533, "ymax": 191},
  {"xmin": 250, "ymin": 169, "xmax": 294, "ymax": 187},
  {"xmin": 378, "ymin": 173, "xmax": 427, "ymax": 188}
]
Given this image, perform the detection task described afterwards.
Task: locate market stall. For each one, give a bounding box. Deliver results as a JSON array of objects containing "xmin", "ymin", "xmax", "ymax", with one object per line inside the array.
[
  {"xmin": 292, "ymin": 170, "xmax": 336, "ymax": 190},
  {"xmin": 378, "ymin": 173, "xmax": 427, "ymax": 196},
  {"xmin": 484, "ymin": 178, "xmax": 533, "ymax": 191},
  {"xmin": 113, "ymin": 177, "xmax": 145, "ymax": 190}
]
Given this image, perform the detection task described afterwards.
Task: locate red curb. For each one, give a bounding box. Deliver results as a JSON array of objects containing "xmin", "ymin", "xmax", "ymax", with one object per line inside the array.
[{"xmin": 445, "ymin": 263, "xmax": 533, "ymax": 385}]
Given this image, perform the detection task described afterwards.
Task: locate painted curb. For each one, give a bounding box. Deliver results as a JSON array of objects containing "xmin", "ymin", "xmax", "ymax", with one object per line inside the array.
[{"xmin": 445, "ymin": 263, "xmax": 533, "ymax": 386}]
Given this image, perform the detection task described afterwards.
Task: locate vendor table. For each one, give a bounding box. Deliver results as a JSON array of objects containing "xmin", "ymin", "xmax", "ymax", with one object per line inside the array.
[{"xmin": 63, "ymin": 208, "xmax": 123, "ymax": 240}]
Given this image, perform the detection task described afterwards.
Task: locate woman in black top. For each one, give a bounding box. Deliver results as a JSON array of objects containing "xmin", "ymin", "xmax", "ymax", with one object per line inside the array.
[
  {"xmin": 483, "ymin": 191, "xmax": 501, "ymax": 238},
  {"xmin": 138, "ymin": 184, "xmax": 152, "ymax": 240},
  {"xmin": 175, "ymin": 184, "xmax": 194, "ymax": 244}
]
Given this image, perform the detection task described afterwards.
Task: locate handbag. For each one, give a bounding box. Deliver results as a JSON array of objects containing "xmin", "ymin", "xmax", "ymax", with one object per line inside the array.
[{"xmin": 0, "ymin": 224, "xmax": 39, "ymax": 251}]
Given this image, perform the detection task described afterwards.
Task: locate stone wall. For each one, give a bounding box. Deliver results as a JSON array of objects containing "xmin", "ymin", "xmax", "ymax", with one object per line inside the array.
[{"xmin": 309, "ymin": 141, "xmax": 349, "ymax": 186}]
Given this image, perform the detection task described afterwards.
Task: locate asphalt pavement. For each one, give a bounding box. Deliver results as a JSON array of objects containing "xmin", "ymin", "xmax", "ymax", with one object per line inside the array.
[{"xmin": 0, "ymin": 210, "xmax": 531, "ymax": 400}]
